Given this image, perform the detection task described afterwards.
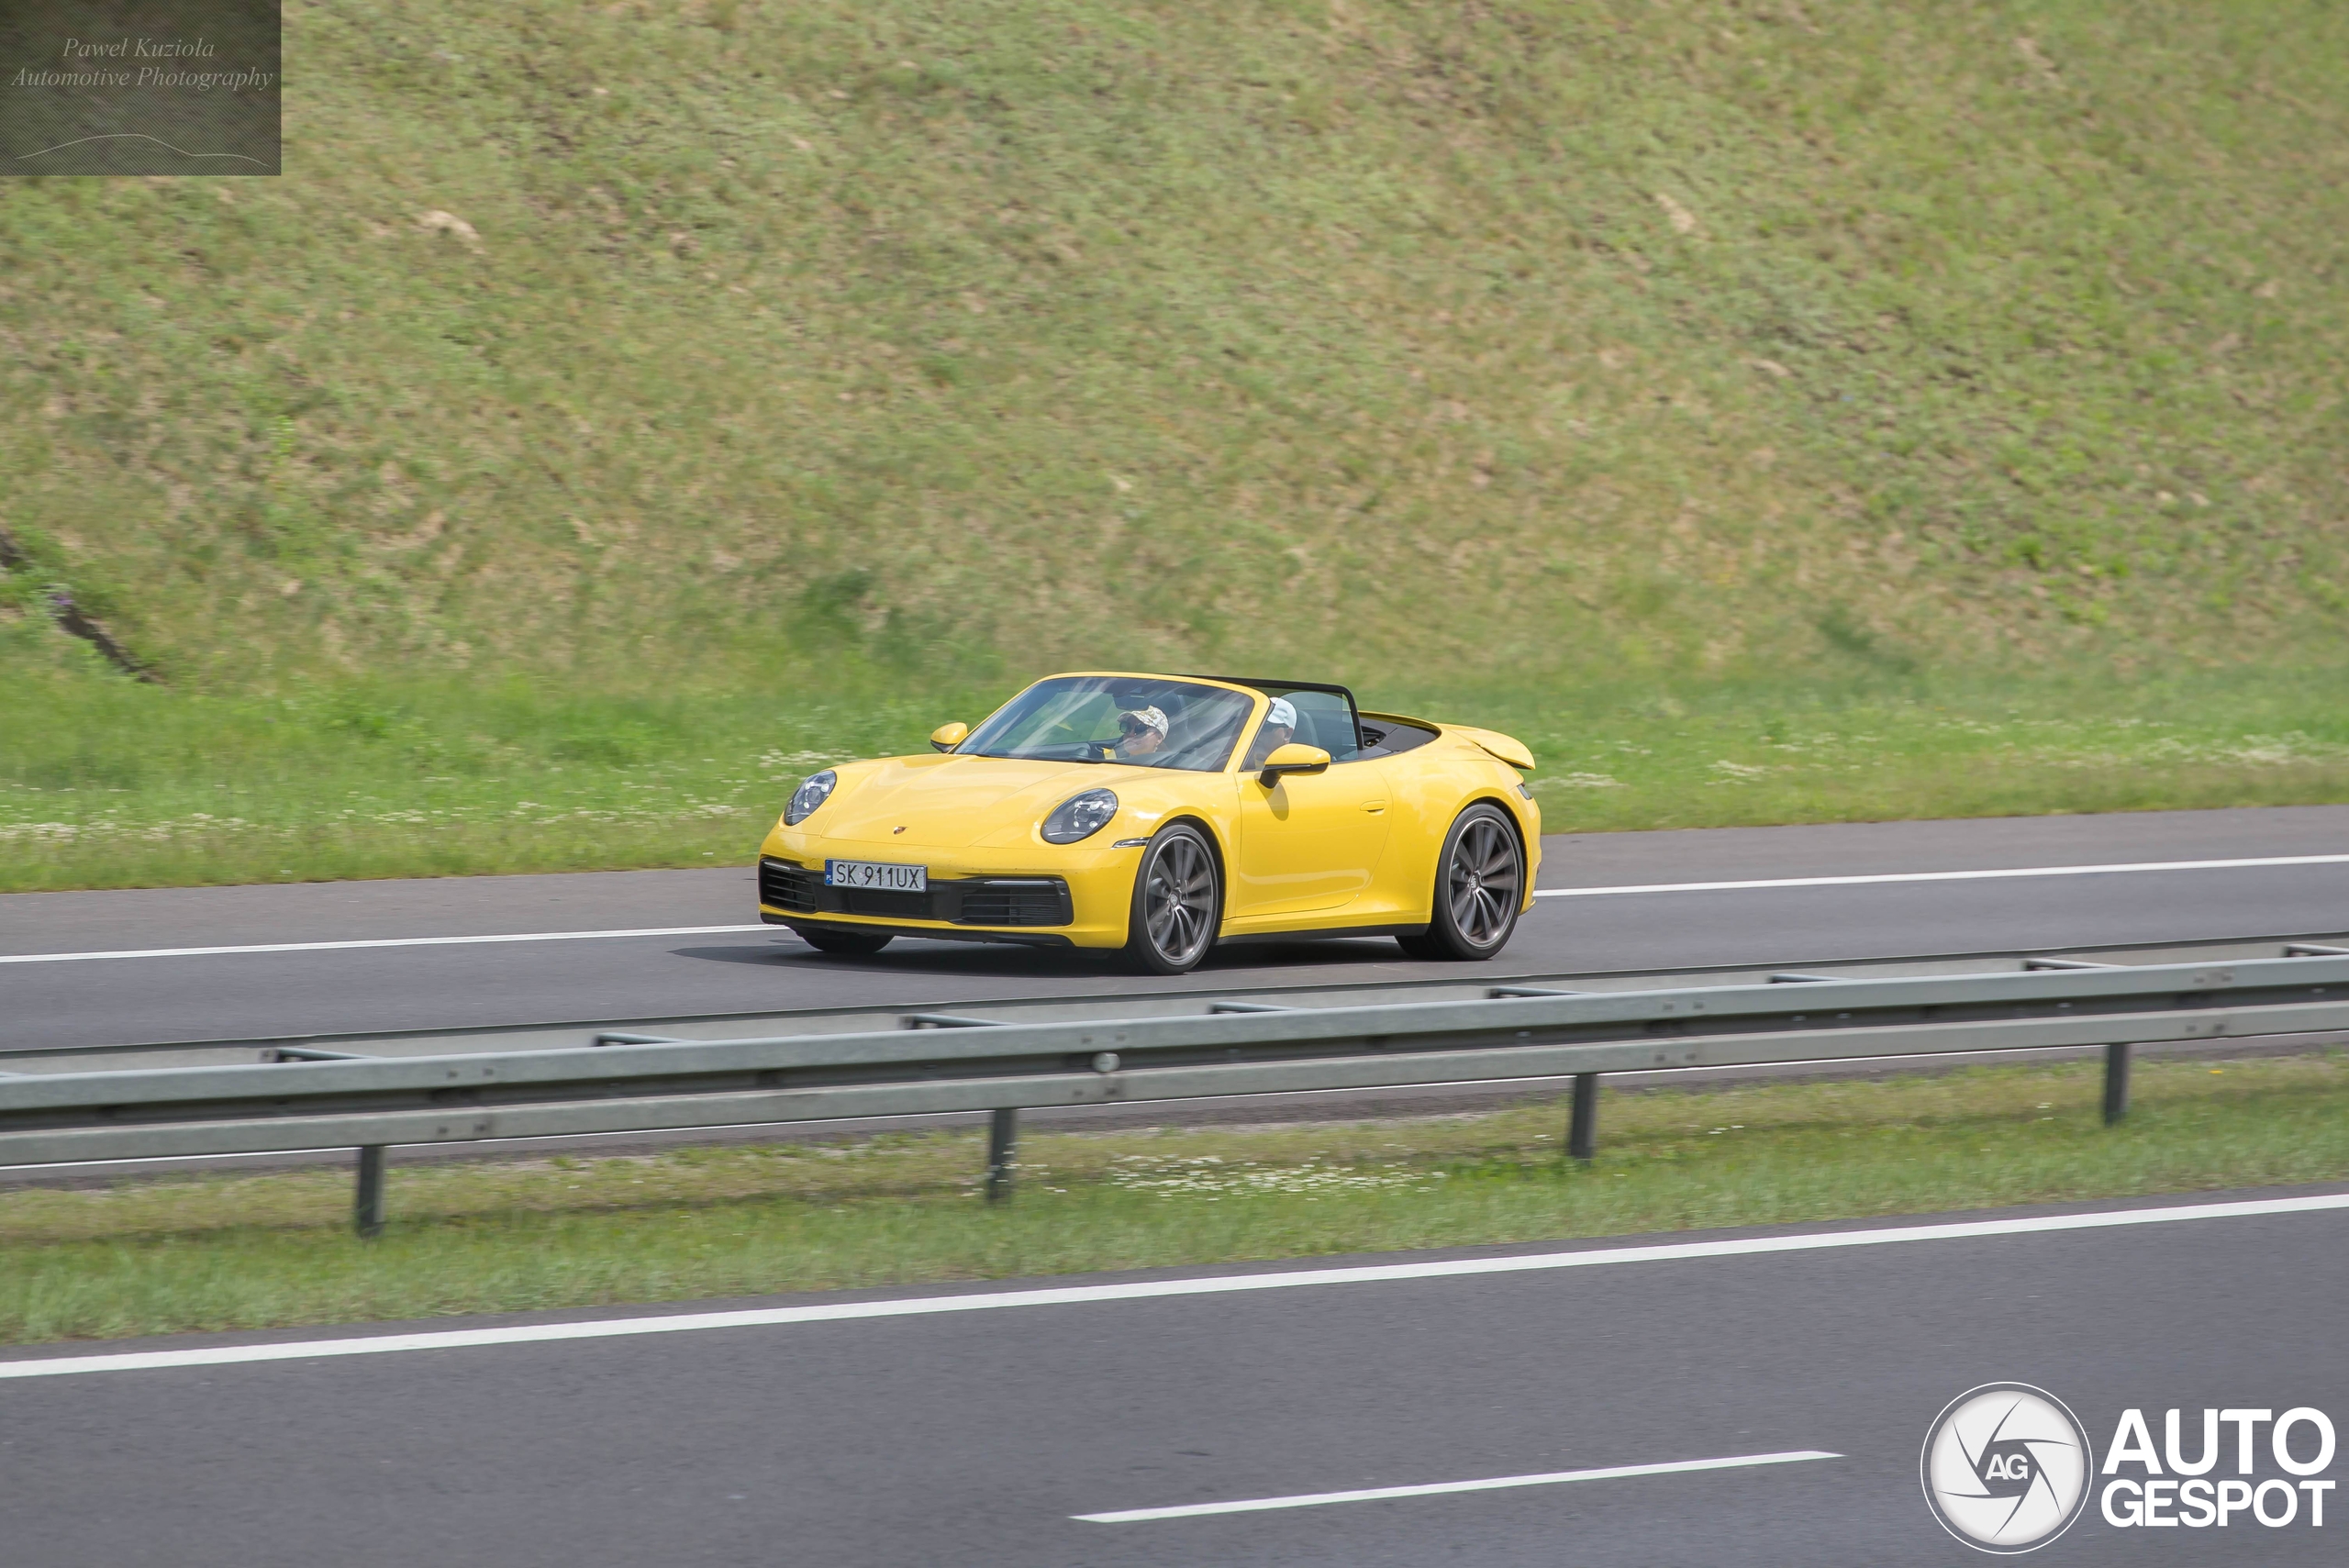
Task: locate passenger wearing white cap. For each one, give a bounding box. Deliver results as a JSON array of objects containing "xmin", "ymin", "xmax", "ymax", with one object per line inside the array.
[
  {"xmin": 1242, "ymin": 695, "xmax": 1298, "ymax": 770},
  {"xmin": 1112, "ymin": 705, "xmax": 1170, "ymax": 759}
]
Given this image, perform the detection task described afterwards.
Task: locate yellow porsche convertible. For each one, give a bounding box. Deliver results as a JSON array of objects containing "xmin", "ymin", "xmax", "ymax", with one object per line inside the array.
[{"xmin": 756, "ymin": 673, "xmax": 1540, "ymax": 973}]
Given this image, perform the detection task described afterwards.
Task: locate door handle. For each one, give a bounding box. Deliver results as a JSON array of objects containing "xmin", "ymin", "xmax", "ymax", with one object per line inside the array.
[{"xmin": 1364, "ymin": 800, "xmax": 1387, "ymax": 814}]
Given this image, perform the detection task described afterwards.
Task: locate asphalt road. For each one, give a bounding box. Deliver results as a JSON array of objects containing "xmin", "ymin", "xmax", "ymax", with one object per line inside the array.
[
  {"xmin": 4, "ymin": 1188, "xmax": 2342, "ymax": 1566},
  {"xmin": 6, "ymin": 805, "xmax": 2349, "ymax": 1053}
]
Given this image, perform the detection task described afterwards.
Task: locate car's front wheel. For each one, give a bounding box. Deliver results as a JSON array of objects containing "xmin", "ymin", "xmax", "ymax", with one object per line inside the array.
[
  {"xmin": 791, "ymin": 925, "xmax": 895, "ymax": 957},
  {"xmin": 1397, "ymin": 804, "xmax": 1523, "ymax": 962},
  {"xmin": 1124, "ymin": 823, "xmax": 1220, "ymax": 974}
]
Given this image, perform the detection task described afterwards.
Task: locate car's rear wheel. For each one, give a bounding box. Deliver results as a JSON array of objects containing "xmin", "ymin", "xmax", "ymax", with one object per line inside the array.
[
  {"xmin": 1397, "ymin": 805, "xmax": 1522, "ymax": 962},
  {"xmin": 791, "ymin": 925, "xmax": 895, "ymax": 957},
  {"xmin": 1124, "ymin": 823, "xmax": 1219, "ymax": 974}
]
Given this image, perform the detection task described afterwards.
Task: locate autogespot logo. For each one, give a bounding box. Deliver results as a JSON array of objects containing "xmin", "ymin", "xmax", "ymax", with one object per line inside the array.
[{"xmin": 1920, "ymin": 1383, "xmax": 2093, "ymax": 1553}]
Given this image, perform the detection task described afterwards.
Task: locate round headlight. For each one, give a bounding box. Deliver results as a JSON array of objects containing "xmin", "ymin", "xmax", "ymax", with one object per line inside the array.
[
  {"xmin": 784, "ymin": 770, "xmax": 837, "ymax": 826},
  {"xmin": 1041, "ymin": 787, "xmax": 1119, "ymax": 845}
]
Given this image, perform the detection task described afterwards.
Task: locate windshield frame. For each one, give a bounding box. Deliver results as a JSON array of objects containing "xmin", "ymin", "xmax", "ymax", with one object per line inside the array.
[{"xmin": 953, "ymin": 674, "xmax": 1262, "ymax": 773}]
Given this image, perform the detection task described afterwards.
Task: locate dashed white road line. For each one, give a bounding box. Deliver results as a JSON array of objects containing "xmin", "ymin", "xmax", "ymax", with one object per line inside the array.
[
  {"xmin": 2, "ymin": 1190, "xmax": 2342, "ymax": 1382},
  {"xmin": 1074, "ymin": 1450, "xmax": 1841, "ymax": 1522},
  {"xmin": 1531, "ymin": 852, "xmax": 2349, "ymax": 900}
]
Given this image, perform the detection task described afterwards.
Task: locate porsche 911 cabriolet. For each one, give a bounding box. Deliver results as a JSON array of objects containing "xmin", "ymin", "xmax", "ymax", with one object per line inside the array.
[{"xmin": 756, "ymin": 672, "xmax": 1540, "ymax": 973}]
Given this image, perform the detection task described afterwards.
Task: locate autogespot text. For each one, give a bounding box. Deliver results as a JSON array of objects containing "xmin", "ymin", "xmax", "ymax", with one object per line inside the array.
[{"xmin": 2099, "ymin": 1407, "xmax": 2335, "ymax": 1529}]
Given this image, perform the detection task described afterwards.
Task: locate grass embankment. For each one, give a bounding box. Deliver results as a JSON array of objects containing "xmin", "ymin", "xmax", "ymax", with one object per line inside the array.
[
  {"xmin": 4, "ymin": 1053, "xmax": 2342, "ymax": 1346},
  {"xmin": 8, "ymin": 662, "xmax": 2349, "ymax": 891},
  {"xmin": 3, "ymin": 0, "xmax": 2345, "ymax": 691},
  {"xmin": 4, "ymin": 0, "xmax": 2345, "ymax": 891}
]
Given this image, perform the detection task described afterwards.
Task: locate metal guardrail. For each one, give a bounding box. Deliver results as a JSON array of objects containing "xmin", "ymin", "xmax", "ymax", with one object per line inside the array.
[
  {"xmin": 12, "ymin": 933, "xmax": 2343, "ymax": 1068},
  {"xmin": 7, "ymin": 949, "xmax": 2349, "ymax": 1234}
]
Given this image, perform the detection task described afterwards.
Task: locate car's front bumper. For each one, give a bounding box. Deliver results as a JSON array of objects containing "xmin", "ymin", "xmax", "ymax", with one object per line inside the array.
[{"xmin": 754, "ymin": 832, "xmax": 1140, "ymax": 948}]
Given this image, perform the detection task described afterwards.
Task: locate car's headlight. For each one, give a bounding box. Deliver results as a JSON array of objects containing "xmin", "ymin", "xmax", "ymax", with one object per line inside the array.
[
  {"xmin": 1041, "ymin": 787, "xmax": 1119, "ymax": 845},
  {"xmin": 784, "ymin": 770, "xmax": 837, "ymax": 826}
]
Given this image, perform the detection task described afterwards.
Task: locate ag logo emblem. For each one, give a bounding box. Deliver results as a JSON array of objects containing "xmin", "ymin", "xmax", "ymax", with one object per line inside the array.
[{"xmin": 1921, "ymin": 1383, "xmax": 2092, "ymax": 1553}]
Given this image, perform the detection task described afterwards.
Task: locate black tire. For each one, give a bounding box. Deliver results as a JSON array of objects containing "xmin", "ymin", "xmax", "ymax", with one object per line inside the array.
[
  {"xmin": 791, "ymin": 925, "xmax": 895, "ymax": 957},
  {"xmin": 1123, "ymin": 823, "xmax": 1220, "ymax": 974},
  {"xmin": 1396, "ymin": 804, "xmax": 1523, "ymax": 962}
]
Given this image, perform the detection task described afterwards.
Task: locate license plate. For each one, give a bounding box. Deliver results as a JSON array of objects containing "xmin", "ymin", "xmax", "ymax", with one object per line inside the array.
[{"xmin": 825, "ymin": 860, "xmax": 928, "ymax": 893}]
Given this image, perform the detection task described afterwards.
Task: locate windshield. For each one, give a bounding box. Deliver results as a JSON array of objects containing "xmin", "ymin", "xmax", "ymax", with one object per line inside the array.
[{"xmin": 957, "ymin": 677, "xmax": 1254, "ymax": 771}]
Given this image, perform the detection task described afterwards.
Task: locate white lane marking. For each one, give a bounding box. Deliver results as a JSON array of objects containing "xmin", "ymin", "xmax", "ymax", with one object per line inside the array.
[
  {"xmin": 1074, "ymin": 1449, "xmax": 1840, "ymax": 1523},
  {"xmin": 2, "ymin": 1190, "xmax": 2342, "ymax": 1381},
  {"xmin": 10, "ymin": 852, "xmax": 2340, "ymax": 962},
  {"xmin": 1532, "ymin": 852, "xmax": 2349, "ymax": 899},
  {"xmin": 0, "ymin": 926, "xmax": 773, "ymax": 965}
]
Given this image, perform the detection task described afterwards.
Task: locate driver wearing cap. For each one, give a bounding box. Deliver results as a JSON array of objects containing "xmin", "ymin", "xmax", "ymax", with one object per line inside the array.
[
  {"xmin": 1242, "ymin": 695, "xmax": 1298, "ymax": 770},
  {"xmin": 1112, "ymin": 705, "xmax": 1169, "ymax": 760}
]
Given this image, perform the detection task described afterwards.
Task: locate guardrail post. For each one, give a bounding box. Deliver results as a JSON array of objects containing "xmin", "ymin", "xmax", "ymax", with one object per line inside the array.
[
  {"xmin": 1567, "ymin": 1073, "xmax": 1599, "ymax": 1162},
  {"xmin": 985, "ymin": 1109, "xmax": 1019, "ymax": 1203},
  {"xmin": 354, "ymin": 1145, "xmax": 387, "ymax": 1238},
  {"xmin": 2102, "ymin": 1043, "xmax": 2132, "ymax": 1126}
]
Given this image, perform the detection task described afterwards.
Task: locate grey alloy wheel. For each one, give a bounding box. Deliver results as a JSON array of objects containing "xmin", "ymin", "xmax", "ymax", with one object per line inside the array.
[
  {"xmin": 1398, "ymin": 805, "xmax": 1522, "ymax": 961},
  {"xmin": 1125, "ymin": 824, "xmax": 1219, "ymax": 974}
]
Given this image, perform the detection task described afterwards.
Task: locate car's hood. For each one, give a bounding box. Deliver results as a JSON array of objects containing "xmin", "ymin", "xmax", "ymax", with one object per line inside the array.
[{"xmin": 818, "ymin": 753, "xmax": 1139, "ymax": 849}]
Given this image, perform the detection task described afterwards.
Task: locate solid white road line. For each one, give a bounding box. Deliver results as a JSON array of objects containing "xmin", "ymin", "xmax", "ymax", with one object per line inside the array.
[
  {"xmin": 0, "ymin": 925, "xmax": 774, "ymax": 965},
  {"xmin": 9, "ymin": 851, "xmax": 2344, "ymax": 963},
  {"xmin": 1074, "ymin": 1450, "xmax": 1840, "ymax": 1523},
  {"xmin": 1531, "ymin": 852, "xmax": 2349, "ymax": 899},
  {"xmin": 2, "ymin": 1190, "xmax": 2342, "ymax": 1382}
]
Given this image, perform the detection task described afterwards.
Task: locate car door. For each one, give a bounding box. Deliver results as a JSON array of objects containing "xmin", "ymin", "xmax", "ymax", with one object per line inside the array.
[{"xmin": 1230, "ymin": 756, "xmax": 1393, "ymax": 921}]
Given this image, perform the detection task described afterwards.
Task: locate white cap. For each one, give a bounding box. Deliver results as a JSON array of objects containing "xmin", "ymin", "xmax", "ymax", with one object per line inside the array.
[
  {"xmin": 1118, "ymin": 706, "xmax": 1169, "ymax": 738},
  {"xmin": 1264, "ymin": 697, "xmax": 1297, "ymax": 728}
]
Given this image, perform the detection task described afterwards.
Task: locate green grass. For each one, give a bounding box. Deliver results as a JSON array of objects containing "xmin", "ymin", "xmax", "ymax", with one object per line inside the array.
[
  {"xmin": 0, "ymin": 654, "xmax": 974, "ymax": 890},
  {"xmin": 2, "ymin": 0, "xmax": 2345, "ymax": 695},
  {"xmin": 4, "ymin": 0, "xmax": 2346, "ymax": 891},
  {"xmin": 4, "ymin": 1052, "xmax": 2342, "ymax": 1345},
  {"xmin": 9, "ymin": 657, "xmax": 2349, "ymax": 891}
]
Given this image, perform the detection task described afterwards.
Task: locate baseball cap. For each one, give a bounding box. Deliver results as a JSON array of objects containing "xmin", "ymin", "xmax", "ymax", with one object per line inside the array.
[
  {"xmin": 1264, "ymin": 697, "xmax": 1297, "ymax": 728},
  {"xmin": 1117, "ymin": 706, "xmax": 1169, "ymax": 738}
]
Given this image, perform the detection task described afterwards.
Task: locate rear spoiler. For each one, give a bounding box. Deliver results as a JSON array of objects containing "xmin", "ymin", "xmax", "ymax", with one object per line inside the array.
[
  {"xmin": 1360, "ymin": 710, "xmax": 1536, "ymax": 771},
  {"xmin": 1449, "ymin": 726, "xmax": 1535, "ymax": 771}
]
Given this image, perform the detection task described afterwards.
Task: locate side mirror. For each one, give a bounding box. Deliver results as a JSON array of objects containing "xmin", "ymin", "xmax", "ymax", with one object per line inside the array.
[
  {"xmin": 930, "ymin": 721, "xmax": 969, "ymax": 752},
  {"xmin": 1257, "ymin": 742, "xmax": 1331, "ymax": 787}
]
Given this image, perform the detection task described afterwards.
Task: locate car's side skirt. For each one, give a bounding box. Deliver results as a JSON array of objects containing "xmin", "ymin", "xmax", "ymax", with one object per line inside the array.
[{"xmin": 1211, "ymin": 921, "xmax": 1431, "ymax": 947}]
